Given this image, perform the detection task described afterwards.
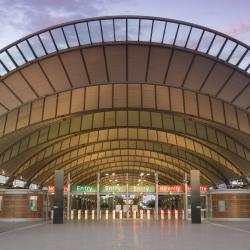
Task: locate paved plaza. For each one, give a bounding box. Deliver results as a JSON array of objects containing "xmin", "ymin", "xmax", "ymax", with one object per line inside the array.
[{"xmin": 0, "ymin": 220, "xmax": 249, "ymax": 250}]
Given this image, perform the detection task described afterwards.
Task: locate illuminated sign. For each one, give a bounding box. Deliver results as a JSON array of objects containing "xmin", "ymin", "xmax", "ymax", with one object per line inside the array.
[
  {"xmin": 129, "ymin": 185, "xmax": 155, "ymax": 193},
  {"xmin": 158, "ymin": 185, "xmax": 208, "ymax": 193},
  {"xmin": 100, "ymin": 185, "xmax": 126, "ymax": 193},
  {"xmin": 48, "ymin": 185, "xmax": 68, "ymax": 193},
  {"xmin": 71, "ymin": 185, "xmax": 97, "ymax": 193}
]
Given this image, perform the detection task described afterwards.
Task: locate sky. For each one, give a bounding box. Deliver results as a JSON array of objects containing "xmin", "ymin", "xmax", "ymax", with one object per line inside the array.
[{"xmin": 0, "ymin": 0, "xmax": 249, "ymax": 49}]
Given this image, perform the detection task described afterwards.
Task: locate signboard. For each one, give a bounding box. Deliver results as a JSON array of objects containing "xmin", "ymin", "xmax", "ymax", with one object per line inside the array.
[
  {"xmin": 128, "ymin": 185, "xmax": 155, "ymax": 193},
  {"xmin": 100, "ymin": 185, "xmax": 126, "ymax": 193},
  {"xmin": 158, "ymin": 185, "xmax": 208, "ymax": 193},
  {"xmin": 48, "ymin": 185, "xmax": 68, "ymax": 193},
  {"xmin": 71, "ymin": 185, "xmax": 97, "ymax": 193}
]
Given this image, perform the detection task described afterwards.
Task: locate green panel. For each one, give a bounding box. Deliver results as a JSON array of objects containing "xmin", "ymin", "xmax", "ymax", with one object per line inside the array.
[
  {"xmin": 226, "ymin": 137, "xmax": 236, "ymax": 153},
  {"xmin": 151, "ymin": 112, "xmax": 162, "ymax": 129},
  {"xmin": 19, "ymin": 137, "xmax": 29, "ymax": 153},
  {"xmin": 174, "ymin": 116, "xmax": 185, "ymax": 133},
  {"xmin": 28, "ymin": 132, "xmax": 39, "ymax": 148},
  {"xmin": 3, "ymin": 149, "xmax": 11, "ymax": 163},
  {"xmin": 59, "ymin": 119, "xmax": 70, "ymax": 136},
  {"xmin": 93, "ymin": 112, "xmax": 104, "ymax": 128},
  {"xmin": 128, "ymin": 111, "xmax": 139, "ymax": 126},
  {"xmin": 81, "ymin": 114, "xmax": 93, "ymax": 130},
  {"xmin": 216, "ymin": 132, "xmax": 227, "ymax": 148},
  {"xmin": 105, "ymin": 111, "xmax": 115, "ymax": 127},
  {"xmin": 185, "ymin": 119, "xmax": 196, "ymax": 136},
  {"xmin": 11, "ymin": 143, "xmax": 20, "ymax": 158},
  {"xmin": 162, "ymin": 114, "xmax": 174, "ymax": 130},
  {"xmin": 207, "ymin": 127, "xmax": 217, "ymax": 144},
  {"xmin": 140, "ymin": 111, "xmax": 151, "ymax": 127},
  {"xmin": 48, "ymin": 123, "xmax": 59, "ymax": 140},
  {"xmin": 116, "ymin": 111, "xmax": 127, "ymax": 126},
  {"xmin": 196, "ymin": 123, "xmax": 207, "ymax": 140},
  {"xmin": 38, "ymin": 127, "xmax": 49, "ymax": 144},
  {"xmin": 70, "ymin": 116, "xmax": 82, "ymax": 133},
  {"xmin": 235, "ymin": 143, "xmax": 245, "ymax": 158}
]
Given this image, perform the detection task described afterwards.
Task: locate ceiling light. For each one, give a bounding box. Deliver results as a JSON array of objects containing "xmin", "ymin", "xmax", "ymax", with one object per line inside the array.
[
  {"xmin": 140, "ymin": 173, "xmax": 144, "ymax": 176},
  {"xmin": 146, "ymin": 173, "xmax": 150, "ymax": 176},
  {"xmin": 115, "ymin": 179, "xmax": 118, "ymax": 182},
  {"xmin": 112, "ymin": 173, "xmax": 115, "ymax": 176},
  {"xmin": 138, "ymin": 179, "xmax": 141, "ymax": 182},
  {"xmin": 105, "ymin": 173, "xmax": 109, "ymax": 176}
]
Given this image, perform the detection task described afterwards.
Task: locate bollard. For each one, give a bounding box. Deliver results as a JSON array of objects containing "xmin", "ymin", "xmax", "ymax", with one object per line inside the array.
[
  {"xmin": 133, "ymin": 210, "xmax": 137, "ymax": 219},
  {"xmin": 78, "ymin": 210, "xmax": 81, "ymax": 220},
  {"xmin": 161, "ymin": 210, "xmax": 164, "ymax": 220},
  {"xmin": 71, "ymin": 210, "xmax": 74, "ymax": 220},
  {"xmin": 167, "ymin": 209, "xmax": 171, "ymax": 220},
  {"xmin": 105, "ymin": 210, "xmax": 109, "ymax": 220},
  {"xmin": 119, "ymin": 210, "xmax": 123, "ymax": 219},
  {"xmin": 147, "ymin": 210, "xmax": 150, "ymax": 219},
  {"xmin": 112, "ymin": 210, "xmax": 116, "ymax": 220},
  {"xmin": 174, "ymin": 209, "xmax": 178, "ymax": 220},
  {"xmin": 140, "ymin": 210, "xmax": 144, "ymax": 219},
  {"xmin": 91, "ymin": 210, "xmax": 95, "ymax": 220},
  {"xmin": 84, "ymin": 210, "xmax": 88, "ymax": 220},
  {"xmin": 51, "ymin": 210, "xmax": 54, "ymax": 220}
]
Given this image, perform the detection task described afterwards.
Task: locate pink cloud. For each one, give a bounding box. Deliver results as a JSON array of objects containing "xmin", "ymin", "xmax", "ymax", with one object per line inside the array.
[{"xmin": 223, "ymin": 21, "xmax": 250, "ymax": 36}]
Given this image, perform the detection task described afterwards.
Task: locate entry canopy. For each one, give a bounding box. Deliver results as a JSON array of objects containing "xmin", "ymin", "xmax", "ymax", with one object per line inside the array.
[{"xmin": 0, "ymin": 16, "xmax": 249, "ymax": 187}]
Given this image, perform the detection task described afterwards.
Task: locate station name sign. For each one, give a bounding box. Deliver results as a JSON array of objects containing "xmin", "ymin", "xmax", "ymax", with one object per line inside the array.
[{"xmin": 158, "ymin": 185, "xmax": 208, "ymax": 193}]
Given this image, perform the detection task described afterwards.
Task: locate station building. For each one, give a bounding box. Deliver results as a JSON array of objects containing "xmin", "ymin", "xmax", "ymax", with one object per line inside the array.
[{"xmin": 0, "ymin": 16, "xmax": 249, "ymax": 222}]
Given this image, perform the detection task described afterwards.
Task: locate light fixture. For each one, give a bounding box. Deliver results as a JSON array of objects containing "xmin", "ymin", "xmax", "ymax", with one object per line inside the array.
[
  {"xmin": 105, "ymin": 173, "xmax": 109, "ymax": 176},
  {"xmin": 115, "ymin": 179, "xmax": 118, "ymax": 182},
  {"xmin": 138, "ymin": 179, "xmax": 141, "ymax": 182},
  {"xmin": 140, "ymin": 173, "xmax": 144, "ymax": 176},
  {"xmin": 137, "ymin": 183, "xmax": 140, "ymax": 186},
  {"xmin": 146, "ymin": 173, "xmax": 150, "ymax": 176},
  {"xmin": 112, "ymin": 173, "xmax": 115, "ymax": 176}
]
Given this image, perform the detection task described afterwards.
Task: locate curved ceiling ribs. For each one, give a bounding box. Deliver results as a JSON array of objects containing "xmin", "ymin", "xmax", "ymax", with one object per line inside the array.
[{"xmin": 0, "ymin": 16, "xmax": 249, "ymax": 187}]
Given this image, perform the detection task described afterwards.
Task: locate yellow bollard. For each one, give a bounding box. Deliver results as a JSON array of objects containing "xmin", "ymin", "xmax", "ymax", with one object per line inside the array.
[
  {"xmin": 167, "ymin": 209, "xmax": 171, "ymax": 220},
  {"xmin": 78, "ymin": 210, "xmax": 81, "ymax": 220},
  {"xmin": 140, "ymin": 210, "xmax": 144, "ymax": 219},
  {"xmin": 161, "ymin": 210, "xmax": 164, "ymax": 220},
  {"xmin": 84, "ymin": 210, "xmax": 88, "ymax": 220},
  {"xmin": 105, "ymin": 210, "xmax": 109, "ymax": 220},
  {"xmin": 112, "ymin": 210, "xmax": 116, "ymax": 220},
  {"xmin": 91, "ymin": 210, "xmax": 95, "ymax": 220},
  {"xmin": 147, "ymin": 210, "xmax": 150, "ymax": 219}
]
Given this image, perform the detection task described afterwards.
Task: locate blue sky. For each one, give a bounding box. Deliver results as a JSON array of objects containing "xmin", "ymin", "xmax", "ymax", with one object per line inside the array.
[{"xmin": 0, "ymin": 0, "xmax": 249, "ymax": 48}]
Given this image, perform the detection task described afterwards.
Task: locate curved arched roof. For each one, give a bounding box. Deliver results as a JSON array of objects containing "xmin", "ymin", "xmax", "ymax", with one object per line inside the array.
[{"xmin": 0, "ymin": 16, "xmax": 249, "ymax": 187}]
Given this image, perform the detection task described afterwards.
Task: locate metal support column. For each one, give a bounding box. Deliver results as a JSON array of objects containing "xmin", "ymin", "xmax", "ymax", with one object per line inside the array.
[
  {"xmin": 53, "ymin": 170, "xmax": 64, "ymax": 224},
  {"xmin": 97, "ymin": 172, "xmax": 100, "ymax": 220},
  {"xmin": 184, "ymin": 173, "xmax": 188, "ymax": 220},
  {"xmin": 190, "ymin": 170, "xmax": 201, "ymax": 224},
  {"xmin": 155, "ymin": 173, "xmax": 159, "ymax": 220},
  {"xmin": 126, "ymin": 173, "xmax": 129, "ymax": 219},
  {"xmin": 67, "ymin": 173, "xmax": 71, "ymax": 221}
]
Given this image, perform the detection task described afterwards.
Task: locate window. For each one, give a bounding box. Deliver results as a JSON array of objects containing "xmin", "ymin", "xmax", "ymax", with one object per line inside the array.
[
  {"xmin": 218, "ymin": 200, "xmax": 225, "ymax": 212},
  {"xmin": 29, "ymin": 196, "xmax": 38, "ymax": 211}
]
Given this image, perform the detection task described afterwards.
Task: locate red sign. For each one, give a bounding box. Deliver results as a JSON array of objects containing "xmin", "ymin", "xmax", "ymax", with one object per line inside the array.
[
  {"xmin": 158, "ymin": 185, "xmax": 208, "ymax": 193},
  {"xmin": 48, "ymin": 185, "xmax": 68, "ymax": 193}
]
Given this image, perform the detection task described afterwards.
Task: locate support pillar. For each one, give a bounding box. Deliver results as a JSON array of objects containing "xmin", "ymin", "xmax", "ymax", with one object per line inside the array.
[
  {"xmin": 190, "ymin": 170, "xmax": 201, "ymax": 224},
  {"xmin": 155, "ymin": 173, "xmax": 159, "ymax": 220},
  {"xmin": 126, "ymin": 173, "xmax": 129, "ymax": 219},
  {"xmin": 97, "ymin": 172, "xmax": 100, "ymax": 220},
  {"xmin": 184, "ymin": 173, "xmax": 188, "ymax": 220},
  {"xmin": 53, "ymin": 170, "xmax": 64, "ymax": 224}
]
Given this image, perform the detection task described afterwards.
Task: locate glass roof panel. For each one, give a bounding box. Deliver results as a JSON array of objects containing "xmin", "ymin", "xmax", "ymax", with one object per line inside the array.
[
  {"xmin": 0, "ymin": 52, "xmax": 16, "ymax": 71},
  {"xmin": 127, "ymin": 19, "xmax": 139, "ymax": 41},
  {"xmin": 28, "ymin": 36, "xmax": 46, "ymax": 57},
  {"xmin": 75, "ymin": 22, "xmax": 91, "ymax": 45},
  {"xmin": 139, "ymin": 19, "xmax": 152, "ymax": 42},
  {"xmin": 228, "ymin": 45, "xmax": 247, "ymax": 65},
  {"xmin": 197, "ymin": 31, "xmax": 214, "ymax": 53},
  {"xmin": 39, "ymin": 32, "xmax": 57, "ymax": 53},
  {"xmin": 0, "ymin": 62, "xmax": 7, "ymax": 75},
  {"xmin": 17, "ymin": 40, "xmax": 35, "ymax": 61},
  {"xmin": 175, "ymin": 24, "xmax": 191, "ymax": 47},
  {"xmin": 238, "ymin": 50, "xmax": 250, "ymax": 70},
  {"xmin": 218, "ymin": 40, "xmax": 237, "ymax": 61},
  {"xmin": 88, "ymin": 21, "xmax": 102, "ymax": 43},
  {"xmin": 247, "ymin": 67, "xmax": 250, "ymax": 74},
  {"xmin": 163, "ymin": 22, "xmax": 178, "ymax": 45},
  {"xmin": 51, "ymin": 28, "xmax": 68, "ymax": 50},
  {"xmin": 186, "ymin": 27, "xmax": 203, "ymax": 50},
  {"xmin": 7, "ymin": 46, "xmax": 26, "ymax": 66},
  {"xmin": 208, "ymin": 35, "xmax": 226, "ymax": 57},
  {"xmin": 63, "ymin": 25, "xmax": 79, "ymax": 47},
  {"xmin": 114, "ymin": 19, "xmax": 126, "ymax": 41},
  {"xmin": 151, "ymin": 20, "xmax": 165, "ymax": 43},
  {"xmin": 101, "ymin": 19, "xmax": 114, "ymax": 42}
]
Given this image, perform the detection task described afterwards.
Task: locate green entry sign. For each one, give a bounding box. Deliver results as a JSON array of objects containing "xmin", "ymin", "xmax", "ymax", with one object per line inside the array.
[
  {"xmin": 71, "ymin": 185, "xmax": 97, "ymax": 193},
  {"xmin": 71, "ymin": 185, "xmax": 155, "ymax": 193}
]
